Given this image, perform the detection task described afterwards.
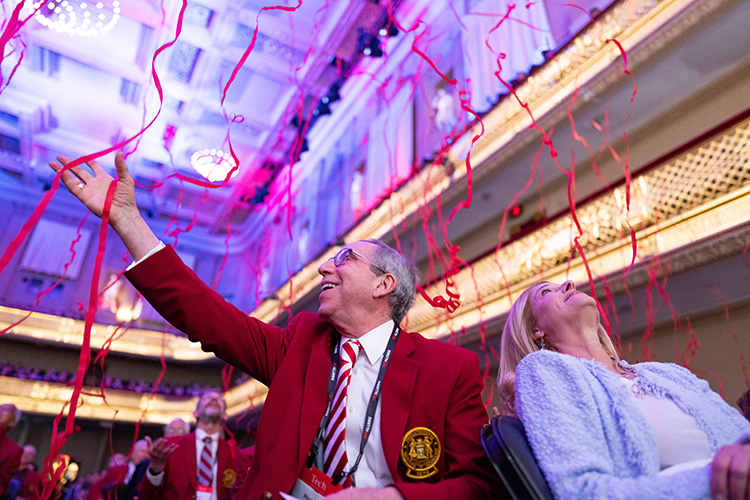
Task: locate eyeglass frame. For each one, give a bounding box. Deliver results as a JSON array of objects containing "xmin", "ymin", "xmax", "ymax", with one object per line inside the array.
[{"xmin": 332, "ymin": 247, "xmax": 387, "ymax": 275}]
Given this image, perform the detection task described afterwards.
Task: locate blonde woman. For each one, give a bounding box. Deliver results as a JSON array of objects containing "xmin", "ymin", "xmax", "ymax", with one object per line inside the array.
[{"xmin": 498, "ymin": 280, "xmax": 750, "ymax": 500}]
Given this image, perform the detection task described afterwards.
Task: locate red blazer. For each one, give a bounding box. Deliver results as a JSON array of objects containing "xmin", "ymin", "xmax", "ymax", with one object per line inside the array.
[
  {"xmin": 16, "ymin": 468, "xmax": 41, "ymax": 500},
  {"xmin": 127, "ymin": 246, "xmax": 498, "ymax": 500},
  {"xmin": 138, "ymin": 432, "xmax": 236, "ymax": 500},
  {"xmin": 231, "ymin": 446, "xmax": 255, "ymax": 499},
  {"xmin": 0, "ymin": 423, "xmax": 22, "ymax": 497},
  {"xmin": 86, "ymin": 464, "xmax": 128, "ymax": 500}
]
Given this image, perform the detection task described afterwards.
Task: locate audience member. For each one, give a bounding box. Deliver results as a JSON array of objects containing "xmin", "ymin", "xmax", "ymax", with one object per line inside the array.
[
  {"xmin": 87, "ymin": 441, "xmax": 149, "ymax": 500},
  {"xmin": 0, "ymin": 360, "xmax": 219, "ymax": 397},
  {"xmin": 163, "ymin": 418, "xmax": 189, "ymax": 438},
  {"xmin": 0, "ymin": 404, "xmax": 22, "ymax": 497},
  {"xmin": 140, "ymin": 391, "xmax": 236, "ymax": 500},
  {"xmin": 498, "ymin": 280, "xmax": 750, "ymax": 500},
  {"xmin": 3, "ymin": 445, "xmax": 41, "ymax": 500},
  {"xmin": 107, "ymin": 454, "xmax": 126, "ymax": 468}
]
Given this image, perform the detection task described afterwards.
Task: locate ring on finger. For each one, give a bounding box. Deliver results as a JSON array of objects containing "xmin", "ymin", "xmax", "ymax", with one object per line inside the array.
[{"xmin": 77, "ymin": 183, "xmax": 84, "ymax": 190}]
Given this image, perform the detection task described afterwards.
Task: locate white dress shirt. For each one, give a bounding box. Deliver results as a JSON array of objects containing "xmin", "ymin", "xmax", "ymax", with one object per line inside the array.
[
  {"xmin": 342, "ymin": 320, "xmax": 395, "ymax": 487},
  {"xmin": 195, "ymin": 428, "xmax": 220, "ymax": 500},
  {"xmin": 124, "ymin": 461, "xmax": 136, "ymax": 483},
  {"xmin": 126, "ymin": 241, "xmax": 165, "ymax": 271}
]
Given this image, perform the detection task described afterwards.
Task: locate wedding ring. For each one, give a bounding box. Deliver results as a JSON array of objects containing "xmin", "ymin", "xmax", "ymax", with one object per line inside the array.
[{"xmin": 77, "ymin": 183, "xmax": 84, "ymax": 190}]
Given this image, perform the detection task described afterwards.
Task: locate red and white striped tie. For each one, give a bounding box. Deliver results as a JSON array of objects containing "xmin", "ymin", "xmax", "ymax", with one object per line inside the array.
[
  {"xmin": 198, "ymin": 436, "xmax": 213, "ymax": 486},
  {"xmin": 324, "ymin": 339, "xmax": 361, "ymax": 482}
]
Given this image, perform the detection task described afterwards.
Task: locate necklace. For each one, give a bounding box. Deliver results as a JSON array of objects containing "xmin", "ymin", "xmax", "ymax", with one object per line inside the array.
[{"xmin": 613, "ymin": 360, "xmax": 648, "ymax": 398}]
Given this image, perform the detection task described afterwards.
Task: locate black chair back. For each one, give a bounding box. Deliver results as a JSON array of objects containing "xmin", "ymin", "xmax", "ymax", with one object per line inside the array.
[{"xmin": 480, "ymin": 415, "xmax": 554, "ymax": 500}]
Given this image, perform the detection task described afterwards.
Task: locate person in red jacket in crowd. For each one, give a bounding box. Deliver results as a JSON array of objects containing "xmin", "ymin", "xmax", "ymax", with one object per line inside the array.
[
  {"xmin": 0, "ymin": 404, "xmax": 22, "ymax": 498},
  {"xmin": 5, "ymin": 445, "xmax": 42, "ymax": 500},
  {"xmin": 140, "ymin": 391, "xmax": 236, "ymax": 500},
  {"xmin": 86, "ymin": 440, "xmax": 150, "ymax": 500}
]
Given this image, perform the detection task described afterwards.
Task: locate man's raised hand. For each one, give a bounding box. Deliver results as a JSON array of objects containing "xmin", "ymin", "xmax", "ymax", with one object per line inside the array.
[
  {"xmin": 49, "ymin": 152, "xmax": 138, "ymax": 228},
  {"xmin": 49, "ymin": 151, "xmax": 160, "ymax": 261}
]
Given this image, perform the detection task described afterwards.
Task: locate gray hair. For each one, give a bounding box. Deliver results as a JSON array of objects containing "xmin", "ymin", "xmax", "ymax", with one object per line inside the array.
[
  {"xmin": 164, "ymin": 418, "xmax": 190, "ymax": 436},
  {"xmin": 363, "ymin": 239, "xmax": 419, "ymax": 325}
]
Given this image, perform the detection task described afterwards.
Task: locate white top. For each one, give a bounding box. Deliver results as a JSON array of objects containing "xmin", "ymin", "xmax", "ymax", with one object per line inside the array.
[
  {"xmin": 342, "ymin": 320, "xmax": 395, "ymax": 487},
  {"xmin": 621, "ymin": 377, "xmax": 713, "ymax": 472},
  {"xmin": 125, "ymin": 461, "xmax": 136, "ymax": 484}
]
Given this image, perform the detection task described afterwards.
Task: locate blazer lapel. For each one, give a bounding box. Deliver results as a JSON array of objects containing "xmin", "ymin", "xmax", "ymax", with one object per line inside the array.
[
  {"xmin": 297, "ymin": 332, "xmax": 336, "ymax": 468},
  {"xmin": 216, "ymin": 439, "xmax": 233, "ymax": 497},
  {"xmin": 184, "ymin": 433, "xmax": 198, "ymax": 490},
  {"xmin": 380, "ymin": 332, "xmax": 417, "ymax": 478}
]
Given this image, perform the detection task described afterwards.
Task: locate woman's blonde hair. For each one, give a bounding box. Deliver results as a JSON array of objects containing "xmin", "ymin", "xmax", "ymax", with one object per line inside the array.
[{"xmin": 497, "ymin": 281, "xmax": 619, "ymax": 416}]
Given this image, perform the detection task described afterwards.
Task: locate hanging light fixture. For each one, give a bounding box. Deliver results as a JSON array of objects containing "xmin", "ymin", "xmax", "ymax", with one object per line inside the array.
[
  {"xmin": 24, "ymin": 0, "xmax": 121, "ymax": 37},
  {"xmin": 190, "ymin": 149, "xmax": 239, "ymax": 182}
]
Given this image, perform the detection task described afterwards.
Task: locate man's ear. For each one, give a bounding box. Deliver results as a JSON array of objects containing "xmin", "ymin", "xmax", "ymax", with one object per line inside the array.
[{"xmin": 373, "ymin": 273, "xmax": 397, "ymax": 299}]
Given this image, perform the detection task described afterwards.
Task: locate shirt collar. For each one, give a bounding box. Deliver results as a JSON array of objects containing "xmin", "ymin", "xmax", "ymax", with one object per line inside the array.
[
  {"xmin": 345, "ymin": 320, "xmax": 394, "ymax": 366},
  {"xmin": 195, "ymin": 427, "xmax": 219, "ymax": 442}
]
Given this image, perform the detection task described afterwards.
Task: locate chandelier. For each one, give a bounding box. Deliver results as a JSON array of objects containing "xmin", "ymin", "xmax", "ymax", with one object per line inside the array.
[
  {"xmin": 190, "ymin": 149, "xmax": 239, "ymax": 183},
  {"xmin": 25, "ymin": 0, "xmax": 121, "ymax": 37}
]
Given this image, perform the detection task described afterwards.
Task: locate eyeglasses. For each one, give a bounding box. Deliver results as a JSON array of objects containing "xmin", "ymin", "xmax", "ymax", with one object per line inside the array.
[{"xmin": 332, "ymin": 247, "xmax": 386, "ymax": 274}]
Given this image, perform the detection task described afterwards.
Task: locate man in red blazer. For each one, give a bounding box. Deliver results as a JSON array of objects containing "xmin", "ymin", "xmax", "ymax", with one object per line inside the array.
[
  {"xmin": 0, "ymin": 403, "xmax": 23, "ymax": 498},
  {"xmin": 139, "ymin": 391, "xmax": 236, "ymax": 500},
  {"xmin": 52, "ymin": 153, "xmax": 499, "ymax": 500}
]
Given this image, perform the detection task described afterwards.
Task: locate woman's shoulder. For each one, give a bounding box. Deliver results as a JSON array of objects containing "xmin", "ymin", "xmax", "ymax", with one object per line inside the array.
[
  {"xmin": 515, "ymin": 350, "xmax": 608, "ymax": 420},
  {"xmin": 632, "ymin": 360, "xmax": 709, "ymax": 390}
]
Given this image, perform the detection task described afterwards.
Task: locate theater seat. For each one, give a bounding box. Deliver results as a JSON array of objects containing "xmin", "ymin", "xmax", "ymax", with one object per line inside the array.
[{"xmin": 480, "ymin": 415, "xmax": 554, "ymax": 500}]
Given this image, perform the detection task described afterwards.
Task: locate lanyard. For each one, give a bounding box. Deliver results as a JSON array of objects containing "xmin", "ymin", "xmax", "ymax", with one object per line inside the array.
[{"xmin": 306, "ymin": 324, "xmax": 401, "ymax": 485}]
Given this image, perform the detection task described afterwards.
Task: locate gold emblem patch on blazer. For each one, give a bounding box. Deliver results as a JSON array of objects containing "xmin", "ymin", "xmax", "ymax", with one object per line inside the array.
[
  {"xmin": 400, "ymin": 427, "xmax": 440, "ymax": 479},
  {"xmin": 223, "ymin": 468, "xmax": 236, "ymax": 488}
]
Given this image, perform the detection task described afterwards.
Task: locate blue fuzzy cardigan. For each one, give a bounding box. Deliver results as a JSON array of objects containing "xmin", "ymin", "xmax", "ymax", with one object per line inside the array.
[{"xmin": 515, "ymin": 350, "xmax": 750, "ymax": 500}]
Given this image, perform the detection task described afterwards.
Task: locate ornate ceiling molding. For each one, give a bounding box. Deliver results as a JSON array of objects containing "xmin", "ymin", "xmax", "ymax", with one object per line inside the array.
[
  {"xmin": 410, "ymin": 118, "xmax": 750, "ymax": 338},
  {"xmin": 0, "ymin": 305, "xmax": 213, "ymax": 361},
  {"xmin": 0, "ymin": 372, "xmax": 267, "ymax": 423},
  {"xmin": 249, "ymin": 0, "xmax": 734, "ymax": 323}
]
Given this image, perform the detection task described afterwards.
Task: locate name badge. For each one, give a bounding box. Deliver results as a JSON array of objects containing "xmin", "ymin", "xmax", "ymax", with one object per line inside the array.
[
  {"xmin": 290, "ymin": 467, "xmax": 344, "ymax": 499},
  {"xmin": 196, "ymin": 484, "xmax": 213, "ymax": 500}
]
